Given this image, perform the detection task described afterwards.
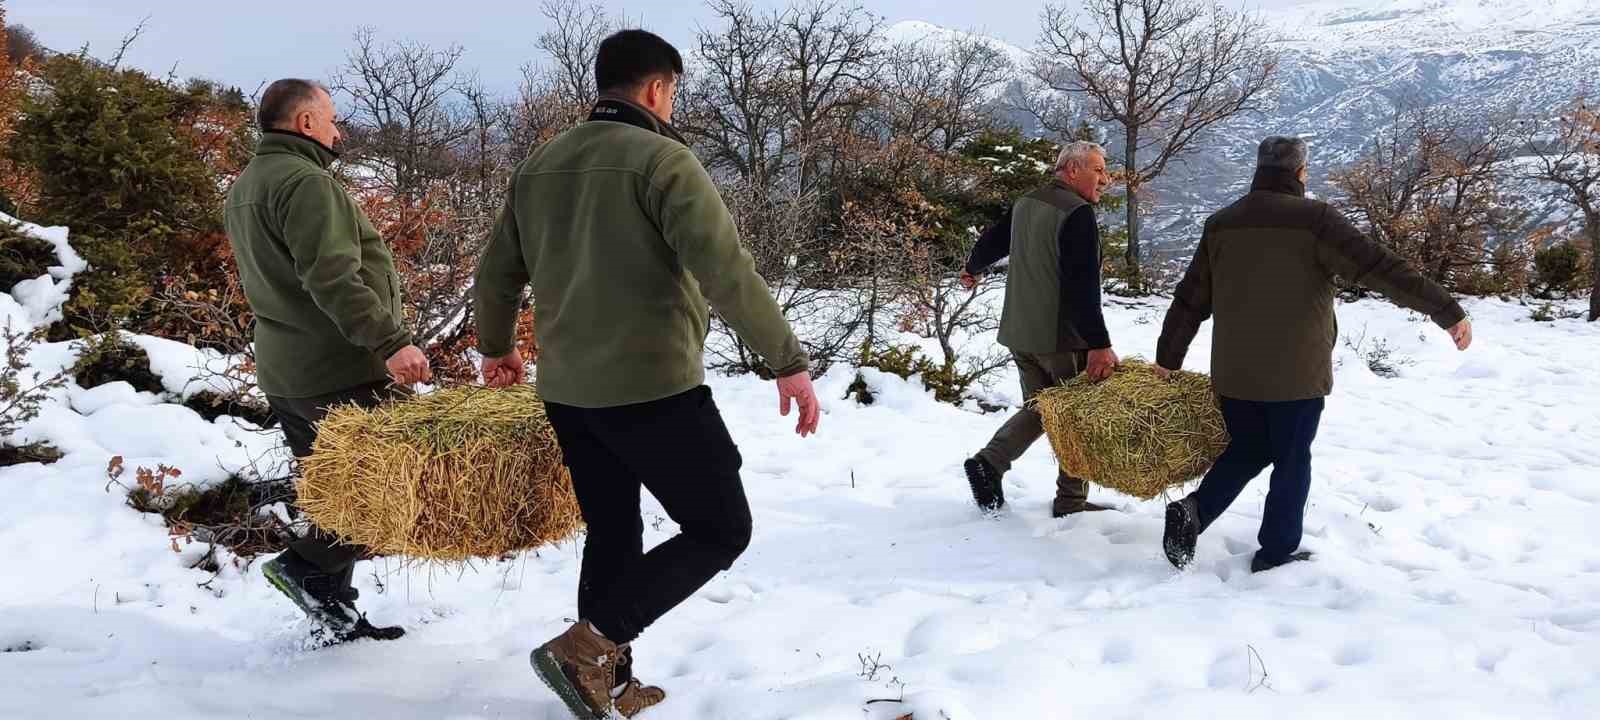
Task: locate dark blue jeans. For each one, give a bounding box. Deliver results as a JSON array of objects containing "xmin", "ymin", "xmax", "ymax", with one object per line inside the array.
[{"xmin": 1192, "ymin": 397, "xmax": 1325, "ymax": 562}]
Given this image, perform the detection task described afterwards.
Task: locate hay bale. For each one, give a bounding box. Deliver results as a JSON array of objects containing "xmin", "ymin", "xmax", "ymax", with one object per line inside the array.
[
  {"xmin": 298, "ymin": 385, "xmax": 582, "ymax": 562},
  {"xmin": 1034, "ymin": 359, "xmax": 1230, "ymax": 500}
]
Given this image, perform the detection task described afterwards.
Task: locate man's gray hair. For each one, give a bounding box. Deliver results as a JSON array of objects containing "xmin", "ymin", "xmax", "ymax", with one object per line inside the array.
[
  {"xmin": 1055, "ymin": 141, "xmax": 1104, "ymax": 172},
  {"xmin": 258, "ymin": 78, "xmax": 331, "ymax": 130},
  {"xmin": 1257, "ymin": 136, "xmax": 1308, "ymax": 171}
]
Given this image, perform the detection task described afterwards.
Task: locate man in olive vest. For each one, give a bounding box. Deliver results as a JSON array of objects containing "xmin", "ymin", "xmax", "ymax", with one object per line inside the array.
[
  {"xmin": 473, "ymin": 30, "xmax": 821, "ymax": 719},
  {"xmin": 960, "ymin": 141, "xmax": 1120, "ymax": 518},
  {"xmin": 225, "ymin": 78, "xmax": 431, "ymax": 644},
  {"xmin": 1156, "ymin": 136, "xmax": 1473, "ymax": 573}
]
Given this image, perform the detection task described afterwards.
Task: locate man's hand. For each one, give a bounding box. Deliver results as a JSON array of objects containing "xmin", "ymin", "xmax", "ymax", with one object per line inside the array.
[
  {"xmin": 1448, "ymin": 318, "xmax": 1473, "ymax": 351},
  {"xmin": 1085, "ymin": 348, "xmax": 1119, "ymax": 382},
  {"xmin": 1154, "ymin": 364, "xmax": 1174, "ymax": 380},
  {"xmin": 959, "ymin": 269, "xmax": 980, "ymax": 291},
  {"xmin": 776, "ymin": 371, "xmax": 821, "ymax": 437},
  {"xmin": 386, "ymin": 345, "xmax": 432, "ymax": 385},
  {"xmin": 481, "ymin": 349, "xmax": 525, "ymax": 388}
]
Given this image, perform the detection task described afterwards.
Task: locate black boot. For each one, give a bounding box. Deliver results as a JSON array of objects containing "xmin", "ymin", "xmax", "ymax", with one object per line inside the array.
[
  {"xmin": 963, "ymin": 456, "xmax": 1005, "ymax": 512},
  {"xmin": 262, "ymin": 552, "xmax": 405, "ymax": 645},
  {"xmin": 1163, "ymin": 496, "xmax": 1200, "ymax": 569},
  {"xmin": 1251, "ymin": 550, "xmax": 1313, "ymax": 574}
]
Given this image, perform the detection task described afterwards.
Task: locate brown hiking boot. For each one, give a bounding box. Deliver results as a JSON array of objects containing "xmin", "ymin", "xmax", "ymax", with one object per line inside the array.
[
  {"xmin": 530, "ymin": 621, "xmax": 620, "ymax": 719},
  {"xmin": 613, "ymin": 677, "xmax": 666, "ymax": 717},
  {"xmin": 613, "ymin": 645, "xmax": 666, "ymax": 717}
]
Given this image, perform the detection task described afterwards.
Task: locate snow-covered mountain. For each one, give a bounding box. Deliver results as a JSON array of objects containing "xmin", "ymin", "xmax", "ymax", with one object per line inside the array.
[
  {"xmin": 888, "ymin": 0, "xmax": 1600, "ymax": 251},
  {"xmin": 883, "ymin": 19, "xmax": 1033, "ymax": 70}
]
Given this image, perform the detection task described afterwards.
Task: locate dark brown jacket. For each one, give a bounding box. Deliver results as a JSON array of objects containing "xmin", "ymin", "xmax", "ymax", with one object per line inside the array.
[{"xmin": 1156, "ymin": 167, "xmax": 1466, "ymax": 402}]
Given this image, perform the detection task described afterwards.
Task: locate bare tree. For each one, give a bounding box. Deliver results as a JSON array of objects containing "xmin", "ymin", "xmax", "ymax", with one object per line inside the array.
[
  {"xmin": 457, "ymin": 73, "xmax": 511, "ymax": 207},
  {"xmin": 934, "ymin": 35, "xmax": 1014, "ymax": 153},
  {"xmin": 779, "ymin": 0, "xmax": 883, "ymax": 196},
  {"xmin": 333, "ymin": 27, "xmax": 470, "ymax": 202},
  {"xmin": 679, "ymin": 0, "xmax": 794, "ymax": 189},
  {"xmin": 831, "ymin": 130, "xmax": 1011, "ymax": 401},
  {"xmin": 709, "ymin": 178, "xmax": 862, "ymax": 377},
  {"xmin": 108, "ymin": 15, "xmax": 150, "ymax": 70},
  {"xmin": 874, "ymin": 41, "xmax": 948, "ymax": 147},
  {"xmin": 877, "ymin": 34, "xmax": 1012, "ymax": 154},
  {"xmin": 680, "ymin": 0, "xmax": 881, "ymax": 197},
  {"xmin": 901, "ymin": 242, "xmax": 1009, "ymax": 392},
  {"xmin": 835, "ymin": 156, "xmax": 917, "ymax": 363},
  {"xmin": 532, "ymin": 0, "xmax": 615, "ymax": 124},
  {"xmin": 508, "ymin": 66, "xmax": 579, "ymax": 152},
  {"xmin": 1032, "ymin": 0, "xmax": 1277, "ymax": 289},
  {"xmin": 1331, "ymin": 107, "xmax": 1526, "ymax": 294},
  {"xmin": 331, "ymin": 29, "xmax": 526, "ymax": 379},
  {"xmin": 1522, "ymin": 99, "xmax": 1600, "ymax": 321},
  {"xmin": 417, "ymin": 72, "xmax": 515, "ymax": 353}
]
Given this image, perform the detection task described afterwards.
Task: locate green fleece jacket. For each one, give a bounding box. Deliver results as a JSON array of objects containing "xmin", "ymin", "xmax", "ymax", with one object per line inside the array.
[
  {"xmin": 474, "ymin": 98, "xmax": 807, "ymax": 408},
  {"xmin": 224, "ymin": 131, "xmax": 411, "ymax": 398}
]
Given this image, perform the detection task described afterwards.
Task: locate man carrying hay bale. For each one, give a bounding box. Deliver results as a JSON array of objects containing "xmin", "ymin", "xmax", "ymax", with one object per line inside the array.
[
  {"xmin": 957, "ymin": 141, "xmax": 1121, "ymax": 518},
  {"xmin": 225, "ymin": 78, "xmax": 432, "ymax": 644},
  {"xmin": 473, "ymin": 30, "xmax": 821, "ymax": 720},
  {"xmin": 1154, "ymin": 136, "xmax": 1473, "ymax": 573}
]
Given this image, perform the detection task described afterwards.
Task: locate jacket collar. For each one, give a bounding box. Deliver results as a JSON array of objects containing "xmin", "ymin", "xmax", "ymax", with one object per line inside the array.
[
  {"xmin": 588, "ymin": 95, "xmax": 688, "ymax": 145},
  {"xmin": 258, "ymin": 129, "xmax": 339, "ymax": 169},
  {"xmin": 1049, "ymin": 178, "xmax": 1090, "ymax": 206},
  {"xmin": 1250, "ymin": 166, "xmax": 1307, "ymax": 197}
]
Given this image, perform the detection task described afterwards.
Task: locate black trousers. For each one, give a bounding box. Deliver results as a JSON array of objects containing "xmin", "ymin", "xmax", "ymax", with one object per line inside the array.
[
  {"xmin": 545, "ymin": 386, "xmax": 752, "ymax": 645},
  {"xmin": 266, "ymin": 380, "xmax": 407, "ymax": 577},
  {"xmin": 1192, "ymin": 396, "xmax": 1325, "ymax": 563}
]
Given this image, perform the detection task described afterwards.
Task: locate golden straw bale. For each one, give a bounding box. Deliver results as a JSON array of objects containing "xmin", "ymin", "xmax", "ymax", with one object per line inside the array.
[
  {"xmin": 297, "ymin": 385, "xmax": 582, "ymax": 561},
  {"xmin": 1033, "ymin": 359, "xmax": 1230, "ymax": 500}
]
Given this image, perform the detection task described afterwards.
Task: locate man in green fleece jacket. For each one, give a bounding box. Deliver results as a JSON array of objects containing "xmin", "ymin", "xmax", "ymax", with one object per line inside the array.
[
  {"xmin": 472, "ymin": 30, "xmax": 820, "ymax": 720},
  {"xmin": 1155, "ymin": 136, "xmax": 1473, "ymax": 574},
  {"xmin": 224, "ymin": 78, "xmax": 430, "ymax": 643}
]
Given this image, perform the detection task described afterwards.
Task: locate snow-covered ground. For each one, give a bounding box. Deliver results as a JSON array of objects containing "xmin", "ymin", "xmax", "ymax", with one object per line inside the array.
[{"xmin": 1, "ymin": 215, "xmax": 1598, "ymax": 719}]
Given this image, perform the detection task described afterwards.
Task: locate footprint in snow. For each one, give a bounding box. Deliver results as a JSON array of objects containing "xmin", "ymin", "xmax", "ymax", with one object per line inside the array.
[
  {"xmin": 1476, "ymin": 647, "xmax": 1510, "ymax": 673},
  {"xmin": 1100, "ymin": 638, "xmax": 1134, "ymax": 664},
  {"xmin": 1332, "ymin": 643, "xmax": 1374, "ymax": 667},
  {"xmin": 1363, "ymin": 495, "xmax": 1402, "ymax": 512}
]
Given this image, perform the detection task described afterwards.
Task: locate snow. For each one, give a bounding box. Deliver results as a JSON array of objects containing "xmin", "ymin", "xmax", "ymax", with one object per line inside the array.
[
  {"xmin": 881, "ymin": 20, "xmax": 1031, "ymax": 77},
  {"xmin": 2, "ymin": 223, "xmax": 1599, "ymax": 718},
  {"xmin": 1267, "ymin": 0, "xmax": 1600, "ymax": 51},
  {"xmin": 128, "ymin": 333, "xmax": 252, "ymax": 400},
  {"xmin": 1, "ymin": 211, "xmax": 85, "ymax": 328}
]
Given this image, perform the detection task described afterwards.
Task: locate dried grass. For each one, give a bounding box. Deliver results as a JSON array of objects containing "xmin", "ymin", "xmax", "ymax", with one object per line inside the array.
[
  {"xmin": 297, "ymin": 385, "xmax": 581, "ymax": 562},
  {"xmin": 1034, "ymin": 359, "xmax": 1230, "ymax": 500}
]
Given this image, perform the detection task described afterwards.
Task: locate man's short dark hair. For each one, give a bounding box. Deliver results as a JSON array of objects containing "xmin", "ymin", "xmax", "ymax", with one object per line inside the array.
[
  {"xmin": 594, "ymin": 30, "xmax": 684, "ymax": 95},
  {"xmin": 1257, "ymin": 135, "xmax": 1309, "ymax": 171},
  {"xmin": 258, "ymin": 78, "xmax": 329, "ymax": 130}
]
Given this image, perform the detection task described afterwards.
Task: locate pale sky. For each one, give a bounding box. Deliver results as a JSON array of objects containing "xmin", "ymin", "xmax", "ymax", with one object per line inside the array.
[{"xmin": 9, "ymin": 0, "xmax": 1321, "ymax": 95}]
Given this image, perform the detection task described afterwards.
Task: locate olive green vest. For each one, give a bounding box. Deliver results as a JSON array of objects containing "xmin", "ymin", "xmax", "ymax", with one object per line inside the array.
[{"xmin": 997, "ymin": 183, "xmax": 1090, "ymax": 354}]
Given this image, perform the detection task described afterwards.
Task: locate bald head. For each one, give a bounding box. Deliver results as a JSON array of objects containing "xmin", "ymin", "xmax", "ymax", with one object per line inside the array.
[{"xmin": 258, "ymin": 78, "xmax": 340, "ymax": 149}]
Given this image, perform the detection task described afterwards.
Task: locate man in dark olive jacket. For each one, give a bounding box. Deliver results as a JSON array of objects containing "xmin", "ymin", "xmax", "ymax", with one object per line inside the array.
[
  {"xmin": 1156, "ymin": 136, "xmax": 1473, "ymax": 574},
  {"xmin": 473, "ymin": 30, "xmax": 820, "ymax": 719},
  {"xmin": 225, "ymin": 78, "xmax": 431, "ymax": 643},
  {"xmin": 960, "ymin": 141, "xmax": 1120, "ymax": 519}
]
